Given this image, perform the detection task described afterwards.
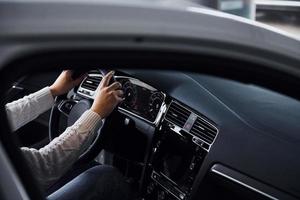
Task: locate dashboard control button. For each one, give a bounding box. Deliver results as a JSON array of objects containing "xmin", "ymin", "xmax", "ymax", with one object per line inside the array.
[
  {"xmin": 124, "ymin": 118, "xmax": 130, "ymax": 125},
  {"xmin": 179, "ymin": 193, "xmax": 185, "ymax": 200},
  {"xmin": 189, "ymin": 162, "xmax": 195, "ymax": 170}
]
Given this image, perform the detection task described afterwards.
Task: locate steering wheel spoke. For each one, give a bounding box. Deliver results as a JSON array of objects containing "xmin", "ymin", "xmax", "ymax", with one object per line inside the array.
[{"xmin": 57, "ymin": 99, "xmax": 78, "ymax": 117}]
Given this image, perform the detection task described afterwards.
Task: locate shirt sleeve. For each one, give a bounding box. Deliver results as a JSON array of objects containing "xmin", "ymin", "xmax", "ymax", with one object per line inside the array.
[
  {"xmin": 5, "ymin": 87, "xmax": 55, "ymax": 132},
  {"xmin": 21, "ymin": 110, "xmax": 102, "ymax": 189}
]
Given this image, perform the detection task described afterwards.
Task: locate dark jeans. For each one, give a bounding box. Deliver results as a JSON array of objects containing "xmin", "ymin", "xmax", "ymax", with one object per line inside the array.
[{"xmin": 47, "ymin": 165, "xmax": 131, "ymax": 200}]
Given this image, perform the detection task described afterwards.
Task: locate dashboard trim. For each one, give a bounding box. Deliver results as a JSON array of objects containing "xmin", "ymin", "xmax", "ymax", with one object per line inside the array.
[{"xmin": 211, "ymin": 165, "xmax": 279, "ymax": 200}]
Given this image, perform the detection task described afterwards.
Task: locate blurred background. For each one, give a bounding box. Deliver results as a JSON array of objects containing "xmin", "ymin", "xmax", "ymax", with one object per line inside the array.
[{"xmin": 193, "ymin": 0, "xmax": 300, "ymax": 39}]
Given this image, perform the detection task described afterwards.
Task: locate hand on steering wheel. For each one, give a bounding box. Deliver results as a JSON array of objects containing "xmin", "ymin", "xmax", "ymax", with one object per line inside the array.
[
  {"xmin": 49, "ymin": 69, "xmax": 124, "ymax": 164},
  {"xmin": 50, "ymin": 70, "xmax": 86, "ymax": 97},
  {"xmin": 91, "ymin": 71, "xmax": 124, "ymax": 118},
  {"xmin": 50, "ymin": 70, "xmax": 123, "ymax": 118}
]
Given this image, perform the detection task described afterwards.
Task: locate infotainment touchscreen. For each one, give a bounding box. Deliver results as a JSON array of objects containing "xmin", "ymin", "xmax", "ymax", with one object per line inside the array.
[{"xmin": 152, "ymin": 130, "xmax": 203, "ymax": 192}]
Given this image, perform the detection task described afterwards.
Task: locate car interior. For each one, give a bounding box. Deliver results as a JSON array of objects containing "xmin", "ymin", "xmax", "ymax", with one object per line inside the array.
[
  {"xmin": 5, "ymin": 66, "xmax": 300, "ymax": 200},
  {"xmin": 0, "ymin": 1, "xmax": 299, "ymax": 200}
]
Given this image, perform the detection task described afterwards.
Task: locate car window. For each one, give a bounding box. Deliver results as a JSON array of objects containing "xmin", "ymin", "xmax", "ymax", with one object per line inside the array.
[{"xmin": 196, "ymin": 0, "xmax": 300, "ymax": 39}]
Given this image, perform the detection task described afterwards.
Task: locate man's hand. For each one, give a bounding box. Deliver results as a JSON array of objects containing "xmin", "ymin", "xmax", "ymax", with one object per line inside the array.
[
  {"xmin": 91, "ymin": 71, "xmax": 124, "ymax": 118},
  {"xmin": 50, "ymin": 70, "xmax": 86, "ymax": 97}
]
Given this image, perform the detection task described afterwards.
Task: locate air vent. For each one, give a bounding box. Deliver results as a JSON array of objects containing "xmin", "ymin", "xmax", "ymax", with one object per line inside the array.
[
  {"xmin": 88, "ymin": 69, "xmax": 101, "ymax": 74},
  {"xmin": 165, "ymin": 102, "xmax": 191, "ymax": 128},
  {"xmin": 190, "ymin": 117, "xmax": 218, "ymax": 144},
  {"xmin": 81, "ymin": 76, "xmax": 101, "ymax": 91}
]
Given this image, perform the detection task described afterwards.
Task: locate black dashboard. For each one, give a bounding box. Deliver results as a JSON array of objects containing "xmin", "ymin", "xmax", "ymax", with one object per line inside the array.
[{"xmin": 75, "ymin": 70, "xmax": 300, "ymax": 200}]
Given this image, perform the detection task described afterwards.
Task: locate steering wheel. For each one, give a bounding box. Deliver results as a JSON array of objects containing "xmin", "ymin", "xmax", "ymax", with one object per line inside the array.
[{"xmin": 48, "ymin": 69, "xmax": 118, "ymax": 165}]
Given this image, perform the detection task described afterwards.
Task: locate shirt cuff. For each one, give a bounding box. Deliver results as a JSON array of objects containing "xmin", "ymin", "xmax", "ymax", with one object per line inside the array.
[
  {"xmin": 36, "ymin": 87, "xmax": 55, "ymax": 111},
  {"xmin": 75, "ymin": 110, "xmax": 102, "ymax": 133}
]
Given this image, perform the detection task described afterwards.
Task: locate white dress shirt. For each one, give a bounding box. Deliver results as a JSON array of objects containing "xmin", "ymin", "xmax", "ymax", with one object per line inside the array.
[{"xmin": 5, "ymin": 87, "xmax": 102, "ymax": 189}]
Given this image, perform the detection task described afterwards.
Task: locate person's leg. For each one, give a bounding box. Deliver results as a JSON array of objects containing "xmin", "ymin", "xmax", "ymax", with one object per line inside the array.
[
  {"xmin": 46, "ymin": 161, "xmax": 99, "ymax": 196},
  {"xmin": 47, "ymin": 165, "xmax": 131, "ymax": 200}
]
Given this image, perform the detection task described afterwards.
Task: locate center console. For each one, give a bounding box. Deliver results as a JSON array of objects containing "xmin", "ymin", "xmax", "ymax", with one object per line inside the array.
[{"xmin": 144, "ymin": 101, "xmax": 218, "ymax": 200}]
